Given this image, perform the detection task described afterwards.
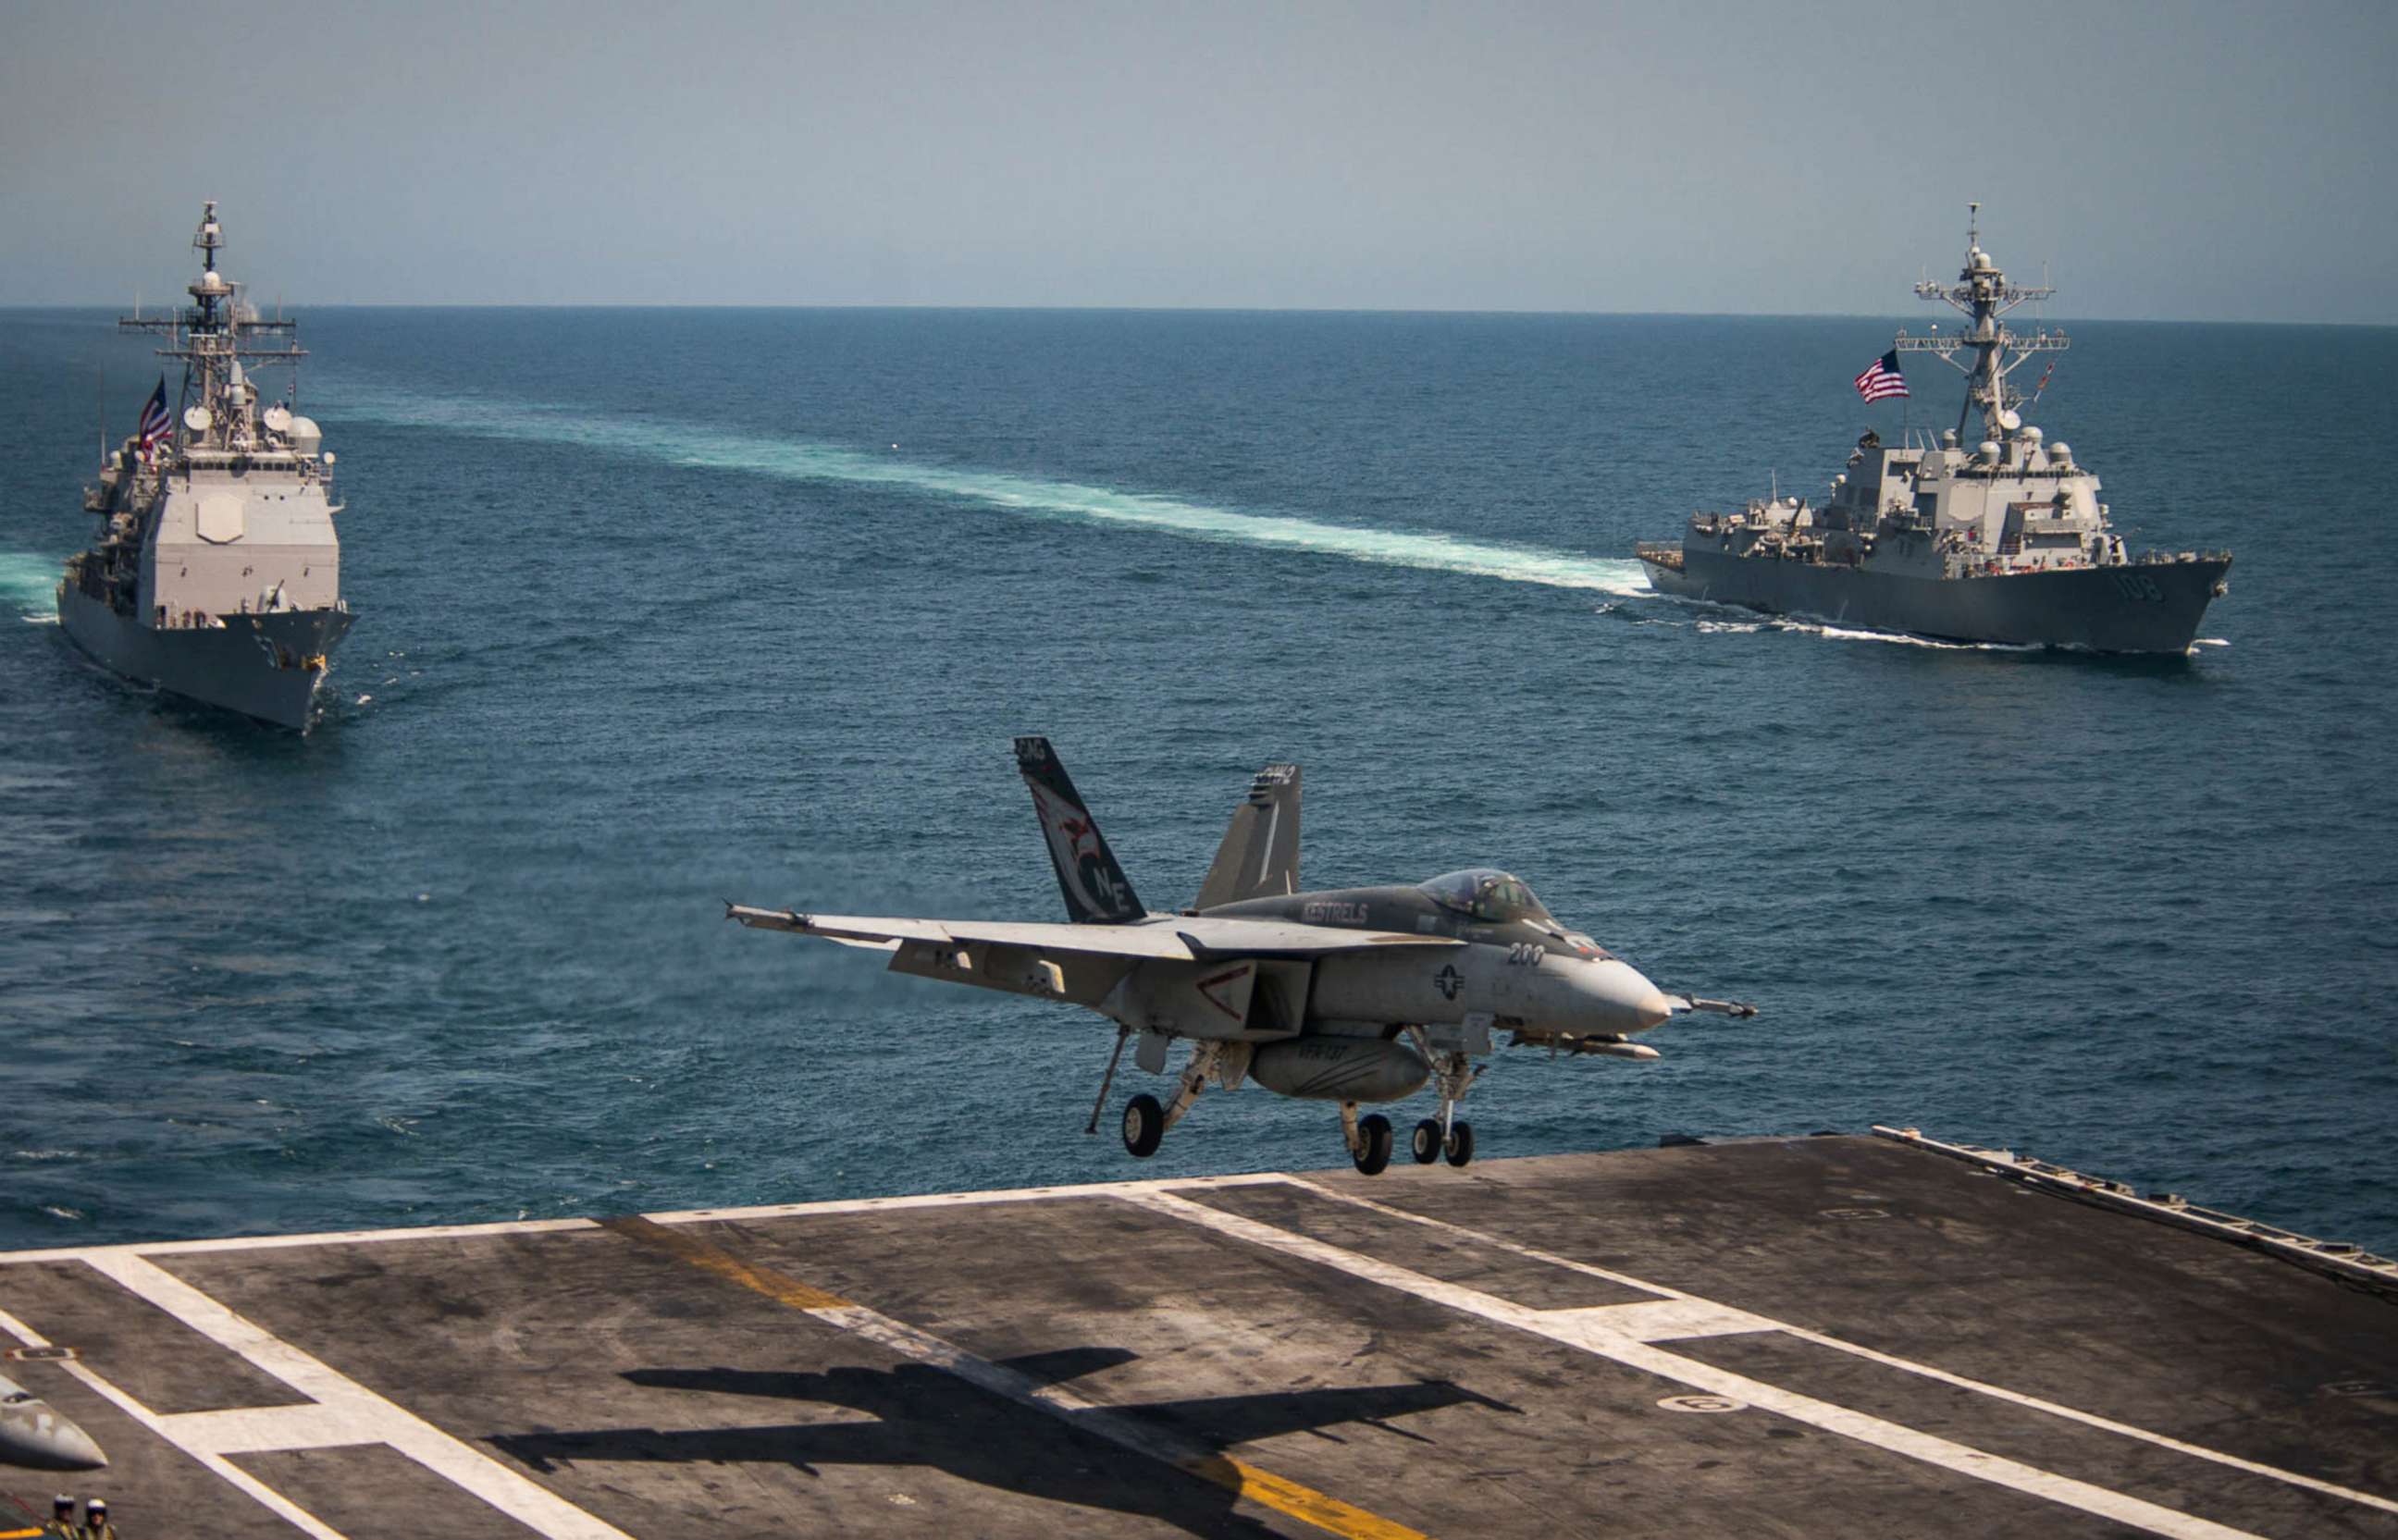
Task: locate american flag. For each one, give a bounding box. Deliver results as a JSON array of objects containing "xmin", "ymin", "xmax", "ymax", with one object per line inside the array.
[
  {"xmin": 1853, "ymin": 351, "xmax": 1909, "ymax": 402},
  {"xmin": 135, "ymin": 376, "xmax": 173, "ymax": 455}
]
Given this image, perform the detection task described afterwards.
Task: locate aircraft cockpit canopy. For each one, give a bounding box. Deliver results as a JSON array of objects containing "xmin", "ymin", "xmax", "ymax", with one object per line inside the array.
[{"xmin": 1421, "ymin": 869, "xmax": 1555, "ymax": 926}]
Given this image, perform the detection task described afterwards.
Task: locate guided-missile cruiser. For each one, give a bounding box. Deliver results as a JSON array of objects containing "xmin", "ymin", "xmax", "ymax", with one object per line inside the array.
[
  {"xmin": 733, "ymin": 738, "xmax": 1753, "ymax": 1174},
  {"xmin": 1638, "ymin": 207, "xmax": 2231, "ymax": 653},
  {"xmin": 58, "ymin": 203, "xmax": 352, "ymax": 730}
]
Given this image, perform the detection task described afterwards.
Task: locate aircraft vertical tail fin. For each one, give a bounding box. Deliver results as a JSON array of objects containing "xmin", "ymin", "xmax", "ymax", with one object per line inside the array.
[
  {"xmin": 1194, "ymin": 763, "xmax": 1301, "ymax": 909},
  {"xmin": 1014, "ymin": 736, "xmax": 1146, "ymax": 924}
]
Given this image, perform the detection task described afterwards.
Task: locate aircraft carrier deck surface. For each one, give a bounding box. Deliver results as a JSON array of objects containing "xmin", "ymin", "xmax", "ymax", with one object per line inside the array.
[{"xmin": 0, "ymin": 1130, "xmax": 2392, "ymax": 1539}]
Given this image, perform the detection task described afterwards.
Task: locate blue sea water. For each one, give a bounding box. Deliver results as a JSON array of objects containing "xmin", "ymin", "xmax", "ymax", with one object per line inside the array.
[{"xmin": 1, "ymin": 306, "xmax": 2392, "ymax": 1254}]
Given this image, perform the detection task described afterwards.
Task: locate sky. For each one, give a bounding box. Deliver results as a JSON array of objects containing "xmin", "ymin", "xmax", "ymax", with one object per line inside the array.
[{"xmin": 3, "ymin": 0, "xmax": 2393, "ymax": 322}]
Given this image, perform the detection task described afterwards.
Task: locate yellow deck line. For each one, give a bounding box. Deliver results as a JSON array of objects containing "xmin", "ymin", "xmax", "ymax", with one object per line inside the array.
[
  {"xmin": 599, "ymin": 1213, "xmax": 1428, "ymax": 1540},
  {"xmin": 599, "ymin": 1216, "xmax": 850, "ymax": 1308}
]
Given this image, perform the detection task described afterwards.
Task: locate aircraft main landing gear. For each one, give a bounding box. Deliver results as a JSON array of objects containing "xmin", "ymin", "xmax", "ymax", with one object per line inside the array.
[
  {"xmin": 1341, "ymin": 1102, "xmax": 1393, "ymax": 1176},
  {"xmin": 1121, "ymin": 1093, "xmax": 1165, "ymax": 1157},
  {"xmin": 1114, "ymin": 1040, "xmax": 1229, "ymax": 1160}
]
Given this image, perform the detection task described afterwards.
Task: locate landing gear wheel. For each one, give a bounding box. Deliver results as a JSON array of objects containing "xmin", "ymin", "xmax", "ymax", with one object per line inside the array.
[
  {"xmin": 1411, "ymin": 1119, "xmax": 1442, "ymax": 1164},
  {"xmin": 1121, "ymin": 1093, "xmax": 1165, "ymax": 1158},
  {"xmin": 1443, "ymin": 1120, "xmax": 1476, "ymax": 1168},
  {"xmin": 1353, "ymin": 1114, "xmax": 1393, "ymax": 1176}
]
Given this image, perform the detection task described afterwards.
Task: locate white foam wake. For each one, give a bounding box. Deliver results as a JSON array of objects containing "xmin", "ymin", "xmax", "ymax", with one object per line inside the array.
[
  {"xmin": 0, "ymin": 551, "xmax": 61, "ymax": 621},
  {"xmin": 1804, "ymin": 622, "xmax": 2041, "ymax": 653},
  {"xmin": 322, "ymin": 386, "xmax": 1653, "ymax": 597}
]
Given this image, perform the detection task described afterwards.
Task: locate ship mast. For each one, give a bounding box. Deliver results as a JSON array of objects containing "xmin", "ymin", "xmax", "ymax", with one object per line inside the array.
[
  {"xmin": 1892, "ymin": 203, "xmax": 2069, "ymax": 444},
  {"xmin": 118, "ymin": 203, "xmax": 305, "ymax": 460}
]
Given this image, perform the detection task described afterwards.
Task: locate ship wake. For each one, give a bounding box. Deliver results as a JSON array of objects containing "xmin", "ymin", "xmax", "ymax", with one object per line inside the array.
[
  {"xmin": 1800, "ymin": 622, "xmax": 2044, "ymax": 653},
  {"xmin": 0, "ymin": 551, "xmax": 61, "ymax": 622},
  {"xmin": 322, "ymin": 386, "xmax": 1653, "ymax": 597}
]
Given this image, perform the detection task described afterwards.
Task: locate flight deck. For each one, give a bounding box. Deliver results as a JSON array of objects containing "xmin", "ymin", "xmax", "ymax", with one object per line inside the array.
[{"xmin": 0, "ymin": 1129, "xmax": 2392, "ymax": 1538}]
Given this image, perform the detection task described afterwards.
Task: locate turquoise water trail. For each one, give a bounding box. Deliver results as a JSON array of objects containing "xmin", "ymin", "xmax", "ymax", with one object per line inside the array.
[{"xmin": 328, "ymin": 383, "xmax": 1655, "ymax": 597}]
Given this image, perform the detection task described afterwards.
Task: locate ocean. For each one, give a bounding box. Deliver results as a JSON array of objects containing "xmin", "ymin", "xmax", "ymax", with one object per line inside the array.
[{"xmin": 1, "ymin": 306, "xmax": 2392, "ymax": 1255}]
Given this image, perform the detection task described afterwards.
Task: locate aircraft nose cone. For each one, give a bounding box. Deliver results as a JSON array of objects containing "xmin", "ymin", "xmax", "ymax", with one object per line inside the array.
[
  {"xmin": 1583, "ymin": 961, "xmax": 1678, "ymax": 1034},
  {"xmin": 0, "ymin": 1386, "xmax": 108, "ymax": 1470}
]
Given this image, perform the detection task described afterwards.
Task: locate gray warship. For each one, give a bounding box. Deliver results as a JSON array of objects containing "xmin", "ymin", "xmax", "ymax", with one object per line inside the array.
[
  {"xmin": 1638, "ymin": 209, "xmax": 2230, "ymax": 653},
  {"xmin": 57, "ymin": 203, "xmax": 352, "ymax": 730}
]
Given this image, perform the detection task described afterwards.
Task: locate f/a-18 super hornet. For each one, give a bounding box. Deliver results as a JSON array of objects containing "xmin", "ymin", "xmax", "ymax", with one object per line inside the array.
[{"xmin": 729, "ymin": 738, "xmax": 1753, "ymax": 1174}]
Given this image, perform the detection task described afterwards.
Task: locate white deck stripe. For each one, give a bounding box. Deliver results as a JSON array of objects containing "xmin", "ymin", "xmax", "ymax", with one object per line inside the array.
[
  {"xmin": 1126, "ymin": 1189, "xmax": 2268, "ymax": 1540},
  {"xmin": 160, "ymin": 1403, "xmax": 392, "ymax": 1456},
  {"xmin": 76, "ymin": 1253, "xmax": 632, "ymax": 1540},
  {"xmin": 0, "ymin": 1304, "xmax": 350, "ymax": 1540},
  {"xmin": 0, "ymin": 1219, "xmax": 599, "ymax": 1266},
  {"xmin": 0, "ymin": 1171, "xmax": 1290, "ymax": 1265},
  {"xmin": 1543, "ymin": 1299, "xmax": 1771, "ymax": 1341},
  {"xmin": 1284, "ymin": 1177, "xmax": 2398, "ymax": 1519}
]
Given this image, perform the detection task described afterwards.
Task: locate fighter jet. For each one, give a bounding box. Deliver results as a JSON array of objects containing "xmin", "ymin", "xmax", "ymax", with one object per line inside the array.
[{"xmin": 729, "ymin": 737, "xmax": 1753, "ymax": 1175}]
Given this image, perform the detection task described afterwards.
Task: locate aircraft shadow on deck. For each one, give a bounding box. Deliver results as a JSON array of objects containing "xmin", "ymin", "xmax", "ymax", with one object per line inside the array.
[{"xmin": 488, "ymin": 1347, "xmax": 1518, "ymax": 1537}]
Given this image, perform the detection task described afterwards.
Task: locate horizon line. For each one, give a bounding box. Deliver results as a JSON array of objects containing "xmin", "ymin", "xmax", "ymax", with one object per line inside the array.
[{"xmin": 1, "ymin": 300, "xmax": 2389, "ymax": 329}]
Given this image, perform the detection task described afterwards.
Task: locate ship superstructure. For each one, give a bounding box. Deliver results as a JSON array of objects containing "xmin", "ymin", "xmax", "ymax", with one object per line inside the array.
[
  {"xmin": 1638, "ymin": 208, "xmax": 2230, "ymax": 653},
  {"xmin": 58, "ymin": 203, "xmax": 352, "ymax": 729}
]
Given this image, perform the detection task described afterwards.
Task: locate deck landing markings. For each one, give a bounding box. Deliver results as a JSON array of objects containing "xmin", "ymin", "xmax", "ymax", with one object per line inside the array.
[
  {"xmin": 0, "ymin": 1152, "xmax": 2390, "ymax": 1537},
  {"xmin": 0, "ymin": 1258, "xmax": 633, "ymax": 1540},
  {"xmin": 1123, "ymin": 1188, "xmax": 2272, "ymax": 1540},
  {"xmin": 599, "ymin": 1214, "xmax": 1428, "ymax": 1540},
  {"xmin": 1279, "ymin": 1177, "xmax": 2398, "ymax": 1522}
]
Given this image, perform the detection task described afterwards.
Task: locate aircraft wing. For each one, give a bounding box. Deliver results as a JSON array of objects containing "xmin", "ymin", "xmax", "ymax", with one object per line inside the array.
[
  {"xmin": 1168, "ymin": 914, "xmax": 1462, "ymax": 956},
  {"xmin": 727, "ymin": 907, "xmax": 1197, "ymax": 957},
  {"xmin": 726, "ymin": 906, "xmax": 1460, "ymax": 960}
]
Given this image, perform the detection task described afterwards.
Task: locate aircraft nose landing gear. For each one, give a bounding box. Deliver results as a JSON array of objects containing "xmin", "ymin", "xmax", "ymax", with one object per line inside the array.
[
  {"xmin": 1415, "ymin": 1115, "xmax": 1476, "ymax": 1166},
  {"xmin": 1402, "ymin": 1029, "xmax": 1483, "ymax": 1169}
]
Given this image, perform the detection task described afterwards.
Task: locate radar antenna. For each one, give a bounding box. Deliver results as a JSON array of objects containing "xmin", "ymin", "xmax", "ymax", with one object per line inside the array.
[
  {"xmin": 117, "ymin": 203, "xmax": 305, "ymax": 459},
  {"xmin": 1890, "ymin": 204, "xmax": 2069, "ymax": 443}
]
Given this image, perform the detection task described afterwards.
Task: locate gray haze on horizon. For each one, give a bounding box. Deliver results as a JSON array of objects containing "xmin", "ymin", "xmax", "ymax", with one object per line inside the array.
[{"xmin": 3, "ymin": 0, "xmax": 2393, "ymax": 323}]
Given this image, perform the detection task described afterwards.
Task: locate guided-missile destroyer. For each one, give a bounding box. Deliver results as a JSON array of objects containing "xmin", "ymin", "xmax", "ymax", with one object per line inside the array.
[
  {"xmin": 1638, "ymin": 209, "xmax": 2231, "ymax": 653},
  {"xmin": 57, "ymin": 203, "xmax": 352, "ymax": 730}
]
